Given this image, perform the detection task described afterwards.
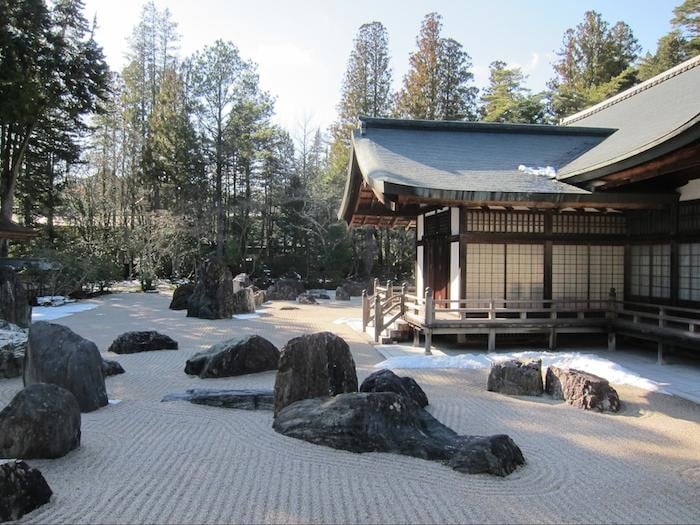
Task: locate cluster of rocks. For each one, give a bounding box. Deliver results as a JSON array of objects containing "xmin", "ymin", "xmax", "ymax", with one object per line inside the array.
[
  {"xmin": 265, "ymin": 278, "xmax": 305, "ymax": 301},
  {"xmin": 271, "ymin": 332, "xmax": 524, "ymax": 476},
  {"xmin": 487, "ymin": 358, "xmax": 621, "ymax": 412},
  {"xmin": 174, "ymin": 263, "xmax": 264, "ymax": 318}
]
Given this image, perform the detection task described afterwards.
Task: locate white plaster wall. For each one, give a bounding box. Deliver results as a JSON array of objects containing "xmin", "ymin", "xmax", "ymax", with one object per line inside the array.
[
  {"xmin": 417, "ymin": 214, "xmax": 424, "ymax": 241},
  {"xmin": 678, "ymin": 178, "xmax": 700, "ymax": 201},
  {"xmin": 416, "ymin": 245, "xmax": 424, "ymax": 296},
  {"xmin": 450, "ymin": 207, "xmax": 460, "ymax": 235},
  {"xmin": 450, "ymin": 241, "xmax": 461, "ymax": 302}
]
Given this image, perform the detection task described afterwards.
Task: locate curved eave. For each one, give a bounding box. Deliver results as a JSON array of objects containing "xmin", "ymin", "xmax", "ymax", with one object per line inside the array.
[{"xmin": 559, "ymin": 116, "xmax": 700, "ymax": 184}]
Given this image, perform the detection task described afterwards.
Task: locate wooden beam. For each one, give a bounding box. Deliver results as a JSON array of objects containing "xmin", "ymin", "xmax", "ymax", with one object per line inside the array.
[{"xmin": 594, "ymin": 141, "xmax": 700, "ymax": 189}]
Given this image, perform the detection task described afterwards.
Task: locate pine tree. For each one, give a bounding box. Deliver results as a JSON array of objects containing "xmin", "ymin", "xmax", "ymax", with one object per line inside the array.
[
  {"xmin": 638, "ymin": 31, "xmax": 691, "ymax": 80},
  {"xmin": 188, "ymin": 40, "xmax": 245, "ymax": 259},
  {"xmin": 548, "ymin": 10, "xmax": 640, "ymax": 119},
  {"xmin": 481, "ymin": 61, "xmax": 546, "ymax": 123},
  {"xmin": 395, "ymin": 13, "xmax": 478, "ymax": 120}
]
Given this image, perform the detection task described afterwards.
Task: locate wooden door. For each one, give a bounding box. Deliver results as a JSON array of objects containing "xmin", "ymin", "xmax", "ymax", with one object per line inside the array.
[{"xmin": 425, "ymin": 238, "xmax": 450, "ymax": 302}]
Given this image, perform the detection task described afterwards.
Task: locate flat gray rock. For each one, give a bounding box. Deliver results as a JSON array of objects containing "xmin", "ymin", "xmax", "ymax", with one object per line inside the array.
[{"xmin": 162, "ymin": 388, "xmax": 273, "ymax": 410}]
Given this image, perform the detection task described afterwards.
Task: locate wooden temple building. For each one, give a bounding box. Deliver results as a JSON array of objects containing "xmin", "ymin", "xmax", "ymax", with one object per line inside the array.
[{"xmin": 339, "ymin": 56, "xmax": 700, "ymax": 358}]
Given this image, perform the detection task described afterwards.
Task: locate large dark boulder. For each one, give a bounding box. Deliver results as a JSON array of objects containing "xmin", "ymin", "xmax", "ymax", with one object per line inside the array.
[
  {"xmin": 162, "ymin": 388, "xmax": 273, "ymax": 410},
  {"xmin": 335, "ymin": 286, "xmax": 351, "ymax": 301},
  {"xmin": 0, "ymin": 461, "xmax": 52, "ymax": 523},
  {"xmin": 274, "ymin": 332, "xmax": 358, "ymax": 415},
  {"xmin": 187, "ymin": 259, "xmax": 235, "ymax": 319},
  {"xmin": 487, "ymin": 359, "xmax": 544, "ymax": 396},
  {"xmin": 185, "ymin": 335, "xmax": 279, "ymax": 378},
  {"xmin": 102, "ymin": 359, "xmax": 125, "ymax": 377},
  {"xmin": 0, "ymin": 267, "xmax": 31, "ymax": 329},
  {"xmin": 265, "ymin": 279, "xmax": 305, "ymax": 301},
  {"xmin": 231, "ymin": 288, "xmax": 256, "ymax": 314},
  {"xmin": 169, "ymin": 283, "xmax": 194, "ymax": 310},
  {"xmin": 545, "ymin": 366, "xmax": 620, "ymax": 412},
  {"xmin": 24, "ymin": 322, "xmax": 107, "ymax": 412},
  {"xmin": 0, "ymin": 321, "xmax": 27, "ymax": 379},
  {"xmin": 360, "ymin": 369, "xmax": 429, "ymax": 407},
  {"xmin": 108, "ymin": 331, "xmax": 178, "ymax": 354},
  {"xmin": 0, "ymin": 383, "xmax": 81, "ymax": 459},
  {"xmin": 274, "ymin": 392, "xmax": 524, "ymax": 477}
]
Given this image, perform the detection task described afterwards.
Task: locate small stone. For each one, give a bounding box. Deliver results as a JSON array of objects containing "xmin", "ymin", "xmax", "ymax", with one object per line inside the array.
[
  {"xmin": 0, "ymin": 461, "xmax": 52, "ymax": 522},
  {"xmin": 360, "ymin": 369, "xmax": 429, "ymax": 407},
  {"xmin": 108, "ymin": 331, "xmax": 178, "ymax": 354},
  {"xmin": 545, "ymin": 366, "xmax": 621, "ymax": 412},
  {"xmin": 335, "ymin": 286, "xmax": 351, "ymax": 301},
  {"xmin": 102, "ymin": 359, "xmax": 125, "ymax": 377},
  {"xmin": 296, "ymin": 294, "xmax": 317, "ymax": 305},
  {"xmin": 169, "ymin": 283, "xmax": 194, "ymax": 310},
  {"xmin": 487, "ymin": 359, "xmax": 544, "ymax": 396}
]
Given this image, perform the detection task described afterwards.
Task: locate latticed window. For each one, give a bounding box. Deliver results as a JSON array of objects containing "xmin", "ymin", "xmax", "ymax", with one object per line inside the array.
[
  {"xmin": 552, "ymin": 244, "xmax": 624, "ymax": 305},
  {"xmin": 464, "ymin": 210, "xmax": 544, "ymax": 233},
  {"xmin": 629, "ymin": 244, "xmax": 671, "ymax": 299},
  {"xmin": 465, "ymin": 243, "xmax": 543, "ymax": 306},
  {"xmin": 552, "ymin": 213, "xmax": 626, "ymax": 234},
  {"xmin": 679, "ymin": 243, "xmax": 700, "ymax": 302}
]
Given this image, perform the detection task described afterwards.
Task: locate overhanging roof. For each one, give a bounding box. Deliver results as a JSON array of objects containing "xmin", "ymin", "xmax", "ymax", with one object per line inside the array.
[
  {"xmin": 559, "ymin": 56, "xmax": 700, "ymax": 183},
  {"xmin": 0, "ymin": 219, "xmax": 39, "ymax": 240},
  {"xmin": 338, "ymin": 118, "xmax": 678, "ymax": 227}
]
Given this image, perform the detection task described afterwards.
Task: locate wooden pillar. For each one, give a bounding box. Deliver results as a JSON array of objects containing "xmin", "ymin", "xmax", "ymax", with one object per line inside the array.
[
  {"xmin": 607, "ymin": 288, "xmax": 617, "ymax": 352},
  {"xmin": 374, "ymin": 293, "xmax": 382, "ymax": 343},
  {"xmin": 361, "ymin": 290, "xmax": 369, "ymax": 331},
  {"xmin": 413, "ymin": 328, "xmax": 420, "ymax": 347},
  {"xmin": 658, "ymin": 306, "xmax": 665, "ymax": 365},
  {"xmin": 549, "ymin": 302, "xmax": 557, "ymax": 350},
  {"xmin": 424, "ymin": 288, "xmax": 433, "ymax": 355}
]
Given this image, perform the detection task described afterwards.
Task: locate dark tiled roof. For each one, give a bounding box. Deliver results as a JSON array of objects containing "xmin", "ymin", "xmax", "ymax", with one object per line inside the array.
[
  {"xmin": 352, "ymin": 118, "xmax": 611, "ymax": 197},
  {"xmin": 559, "ymin": 56, "xmax": 700, "ymax": 181}
]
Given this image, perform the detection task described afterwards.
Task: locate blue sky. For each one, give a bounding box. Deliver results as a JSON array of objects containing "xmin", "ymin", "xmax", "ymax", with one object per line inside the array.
[{"xmin": 83, "ymin": 0, "xmax": 680, "ymax": 133}]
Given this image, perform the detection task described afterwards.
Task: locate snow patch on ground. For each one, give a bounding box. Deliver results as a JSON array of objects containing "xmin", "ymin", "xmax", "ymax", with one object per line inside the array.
[
  {"xmin": 376, "ymin": 350, "xmax": 666, "ymax": 393},
  {"xmin": 32, "ymin": 302, "xmax": 98, "ymax": 321},
  {"xmin": 232, "ymin": 311, "xmax": 265, "ymax": 320},
  {"xmin": 36, "ymin": 295, "xmax": 75, "ymax": 307},
  {"xmin": 108, "ymin": 399, "xmax": 122, "ymax": 405},
  {"xmin": 333, "ymin": 317, "xmax": 364, "ymax": 333},
  {"xmin": 518, "ymin": 164, "xmax": 557, "ymax": 178}
]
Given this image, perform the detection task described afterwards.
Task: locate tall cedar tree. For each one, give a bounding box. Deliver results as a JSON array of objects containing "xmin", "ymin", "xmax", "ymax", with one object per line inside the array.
[
  {"xmin": 548, "ymin": 10, "xmax": 640, "ymax": 119},
  {"xmin": 480, "ymin": 61, "xmax": 546, "ymax": 123},
  {"xmin": 0, "ymin": 0, "xmax": 109, "ymax": 254},
  {"xmin": 395, "ymin": 13, "xmax": 478, "ymax": 120}
]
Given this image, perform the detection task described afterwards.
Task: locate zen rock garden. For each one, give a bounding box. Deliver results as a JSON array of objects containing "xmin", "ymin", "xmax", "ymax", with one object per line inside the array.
[
  {"xmin": 0, "ymin": 317, "xmax": 182, "ymax": 521},
  {"xmin": 487, "ymin": 358, "xmax": 621, "ymax": 412},
  {"xmin": 167, "ymin": 331, "xmax": 526, "ymax": 477}
]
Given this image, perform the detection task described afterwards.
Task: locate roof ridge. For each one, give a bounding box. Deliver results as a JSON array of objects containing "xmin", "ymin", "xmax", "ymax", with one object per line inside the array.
[
  {"xmin": 561, "ymin": 55, "xmax": 700, "ymax": 125},
  {"xmin": 358, "ymin": 117, "xmax": 614, "ymax": 136}
]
